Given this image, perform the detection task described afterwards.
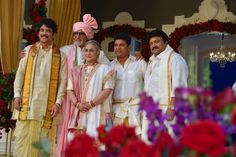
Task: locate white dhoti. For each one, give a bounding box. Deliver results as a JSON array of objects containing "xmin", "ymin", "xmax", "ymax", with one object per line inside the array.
[{"xmin": 113, "ymin": 98, "xmax": 141, "ymax": 135}]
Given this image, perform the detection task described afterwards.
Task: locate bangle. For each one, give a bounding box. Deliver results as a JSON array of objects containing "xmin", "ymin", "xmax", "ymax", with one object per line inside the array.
[{"xmin": 89, "ymin": 101, "xmax": 95, "ymax": 107}]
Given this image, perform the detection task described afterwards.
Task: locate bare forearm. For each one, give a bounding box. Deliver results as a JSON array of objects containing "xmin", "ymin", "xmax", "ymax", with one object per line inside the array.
[
  {"xmin": 92, "ymin": 88, "xmax": 112, "ymax": 105},
  {"xmin": 67, "ymin": 90, "xmax": 77, "ymax": 104}
]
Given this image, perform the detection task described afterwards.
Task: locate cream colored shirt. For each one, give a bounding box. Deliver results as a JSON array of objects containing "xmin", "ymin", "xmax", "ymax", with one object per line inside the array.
[
  {"xmin": 110, "ymin": 55, "xmax": 147, "ymax": 100},
  {"xmin": 14, "ymin": 44, "xmax": 67, "ymax": 120}
]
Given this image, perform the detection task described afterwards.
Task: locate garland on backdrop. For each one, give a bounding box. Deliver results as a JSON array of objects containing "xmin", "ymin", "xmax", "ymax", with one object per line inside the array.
[
  {"xmin": 0, "ymin": 73, "xmax": 16, "ymax": 138},
  {"xmin": 169, "ymin": 20, "xmax": 236, "ymax": 51},
  {"xmin": 23, "ymin": 0, "xmax": 47, "ymax": 45},
  {"xmin": 94, "ymin": 24, "xmax": 151, "ymax": 61}
]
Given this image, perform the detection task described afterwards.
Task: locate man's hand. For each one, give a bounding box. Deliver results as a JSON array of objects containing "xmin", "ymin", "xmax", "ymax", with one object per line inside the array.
[
  {"xmin": 19, "ymin": 50, "xmax": 26, "ymax": 58},
  {"xmin": 51, "ymin": 104, "xmax": 60, "ymax": 118},
  {"xmin": 166, "ymin": 108, "xmax": 175, "ymax": 121},
  {"xmin": 14, "ymin": 97, "xmax": 22, "ymax": 111}
]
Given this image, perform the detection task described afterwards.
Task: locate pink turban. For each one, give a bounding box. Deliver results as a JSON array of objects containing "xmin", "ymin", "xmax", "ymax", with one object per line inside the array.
[{"xmin": 73, "ymin": 14, "xmax": 98, "ymax": 39}]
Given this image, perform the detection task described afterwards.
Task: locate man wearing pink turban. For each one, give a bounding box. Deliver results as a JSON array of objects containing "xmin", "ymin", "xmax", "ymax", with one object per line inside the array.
[{"xmin": 60, "ymin": 14, "xmax": 109, "ymax": 69}]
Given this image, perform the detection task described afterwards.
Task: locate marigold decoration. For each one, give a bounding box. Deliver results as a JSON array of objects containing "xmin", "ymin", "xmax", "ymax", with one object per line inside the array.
[
  {"xmin": 94, "ymin": 24, "xmax": 151, "ymax": 61},
  {"xmin": 23, "ymin": 0, "xmax": 47, "ymax": 45},
  {"xmin": 0, "ymin": 73, "xmax": 16, "ymax": 138},
  {"xmin": 169, "ymin": 20, "xmax": 236, "ymax": 51}
]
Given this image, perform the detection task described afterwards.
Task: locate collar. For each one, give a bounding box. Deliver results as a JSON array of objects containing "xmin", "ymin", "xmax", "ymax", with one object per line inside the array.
[
  {"xmin": 114, "ymin": 55, "xmax": 136, "ymax": 63},
  {"xmin": 39, "ymin": 44, "xmax": 53, "ymax": 52},
  {"xmin": 149, "ymin": 44, "xmax": 172, "ymax": 61}
]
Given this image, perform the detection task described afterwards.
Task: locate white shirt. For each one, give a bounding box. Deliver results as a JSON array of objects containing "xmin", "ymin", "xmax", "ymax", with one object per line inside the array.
[
  {"xmin": 233, "ymin": 82, "xmax": 236, "ymax": 95},
  {"xmin": 110, "ymin": 55, "xmax": 147, "ymax": 100},
  {"xmin": 145, "ymin": 45, "xmax": 188, "ymax": 104}
]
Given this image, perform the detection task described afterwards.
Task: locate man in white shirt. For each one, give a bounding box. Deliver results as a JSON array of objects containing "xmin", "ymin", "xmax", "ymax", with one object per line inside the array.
[
  {"xmin": 233, "ymin": 82, "xmax": 236, "ymax": 95},
  {"xmin": 141, "ymin": 29, "xmax": 188, "ymax": 141},
  {"xmin": 110, "ymin": 33, "xmax": 147, "ymax": 135}
]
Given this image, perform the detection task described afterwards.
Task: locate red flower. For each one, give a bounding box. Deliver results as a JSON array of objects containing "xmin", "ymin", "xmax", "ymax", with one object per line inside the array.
[
  {"xmin": 151, "ymin": 131, "xmax": 180, "ymax": 157},
  {"xmin": 98, "ymin": 125, "xmax": 137, "ymax": 155},
  {"xmin": 0, "ymin": 100, "xmax": 7, "ymax": 109},
  {"xmin": 231, "ymin": 108, "xmax": 236, "ymax": 125},
  {"xmin": 97, "ymin": 125, "xmax": 107, "ymax": 143},
  {"xmin": 33, "ymin": 16, "xmax": 44, "ymax": 23},
  {"xmin": 213, "ymin": 87, "xmax": 236, "ymax": 112},
  {"xmin": 180, "ymin": 120, "xmax": 227, "ymax": 157},
  {"xmin": 65, "ymin": 133, "xmax": 99, "ymax": 157},
  {"xmin": 118, "ymin": 139, "xmax": 152, "ymax": 157},
  {"xmin": 38, "ymin": 0, "xmax": 46, "ymax": 7}
]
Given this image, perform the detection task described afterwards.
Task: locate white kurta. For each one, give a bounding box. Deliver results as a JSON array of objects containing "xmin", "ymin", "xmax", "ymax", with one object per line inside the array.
[
  {"xmin": 110, "ymin": 55, "xmax": 147, "ymax": 134},
  {"xmin": 142, "ymin": 44, "xmax": 188, "ymax": 142},
  {"xmin": 60, "ymin": 44, "xmax": 110, "ymax": 64},
  {"xmin": 13, "ymin": 45, "xmax": 67, "ymax": 120},
  {"xmin": 67, "ymin": 64, "xmax": 114, "ymax": 137},
  {"xmin": 145, "ymin": 44, "xmax": 188, "ymax": 105}
]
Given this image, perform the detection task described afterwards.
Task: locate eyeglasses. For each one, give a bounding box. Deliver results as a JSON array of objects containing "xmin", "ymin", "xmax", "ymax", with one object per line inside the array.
[{"xmin": 73, "ymin": 32, "xmax": 86, "ymax": 36}]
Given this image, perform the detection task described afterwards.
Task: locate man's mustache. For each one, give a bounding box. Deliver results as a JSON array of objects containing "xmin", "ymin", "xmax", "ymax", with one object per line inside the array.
[
  {"xmin": 40, "ymin": 35, "xmax": 49, "ymax": 38},
  {"xmin": 152, "ymin": 47, "xmax": 159, "ymax": 50}
]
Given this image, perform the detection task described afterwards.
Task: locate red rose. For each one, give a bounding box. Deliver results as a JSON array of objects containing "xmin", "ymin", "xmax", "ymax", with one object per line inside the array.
[
  {"xmin": 38, "ymin": 0, "xmax": 46, "ymax": 7},
  {"xmin": 0, "ymin": 100, "xmax": 7, "ymax": 109},
  {"xmin": 151, "ymin": 131, "xmax": 180, "ymax": 157},
  {"xmin": 118, "ymin": 139, "xmax": 152, "ymax": 157},
  {"xmin": 213, "ymin": 87, "xmax": 236, "ymax": 112},
  {"xmin": 97, "ymin": 125, "xmax": 107, "ymax": 143},
  {"xmin": 34, "ymin": 16, "xmax": 44, "ymax": 23},
  {"xmin": 65, "ymin": 134, "xmax": 99, "ymax": 157},
  {"xmin": 231, "ymin": 108, "xmax": 236, "ymax": 125},
  {"xmin": 99, "ymin": 125, "xmax": 137, "ymax": 154},
  {"xmin": 180, "ymin": 120, "xmax": 226, "ymax": 156}
]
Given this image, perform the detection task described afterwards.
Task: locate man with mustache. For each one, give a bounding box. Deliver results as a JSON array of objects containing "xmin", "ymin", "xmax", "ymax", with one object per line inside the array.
[
  {"xmin": 13, "ymin": 18, "xmax": 67, "ymax": 157},
  {"xmin": 60, "ymin": 14, "xmax": 109, "ymax": 71},
  {"xmin": 141, "ymin": 29, "xmax": 188, "ymax": 142}
]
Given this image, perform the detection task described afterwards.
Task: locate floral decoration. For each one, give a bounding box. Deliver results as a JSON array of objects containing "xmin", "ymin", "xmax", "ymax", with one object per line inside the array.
[
  {"xmin": 23, "ymin": 0, "xmax": 47, "ymax": 45},
  {"xmin": 169, "ymin": 20, "xmax": 236, "ymax": 51},
  {"xmin": 0, "ymin": 73, "xmax": 16, "ymax": 138},
  {"xmin": 64, "ymin": 86, "xmax": 236, "ymax": 157},
  {"xmin": 94, "ymin": 24, "xmax": 151, "ymax": 61}
]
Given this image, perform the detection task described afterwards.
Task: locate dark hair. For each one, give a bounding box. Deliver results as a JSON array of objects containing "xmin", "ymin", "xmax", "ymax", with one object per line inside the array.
[
  {"xmin": 38, "ymin": 18, "xmax": 58, "ymax": 33},
  {"xmin": 114, "ymin": 32, "xmax": 131, "ymax": 45},
  {"xmin": 147, "ymin": 29, "xmax": 169, "ymax": 43}
]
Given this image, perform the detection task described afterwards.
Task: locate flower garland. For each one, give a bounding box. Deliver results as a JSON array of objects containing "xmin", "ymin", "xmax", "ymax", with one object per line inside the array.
[
  {"xmin": 94, "ymin": 24, "xmax": 151, "ymax": 61},
  {"xmin": 169, "ymin": 20, "xmax": 236, "ymax": 51},
  {"xmin": 0, "ymin": 73, "xmax": 16, "ymax": 137},
  {"xmin": 23, "ymin": 0, "xmax": 47, "ymax": 45}
]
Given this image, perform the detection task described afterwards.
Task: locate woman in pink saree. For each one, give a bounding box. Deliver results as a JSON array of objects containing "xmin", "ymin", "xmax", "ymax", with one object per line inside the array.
[{"xmin": 56, "ymin": 40, "xmax": 114, "ymax": 156}]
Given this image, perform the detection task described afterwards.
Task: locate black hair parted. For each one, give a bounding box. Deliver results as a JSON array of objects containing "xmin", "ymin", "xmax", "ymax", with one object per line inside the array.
[
  {"xmin": 114, "ymin": 32, "xmax": 131, "ymax": 45},
  {"xmin": 38, "ymin": 18, "xmax": 58, "ymax": 33},
  {"xmin": 147, "ymin": 29, "xmax": 169, "ymax": 43}
]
